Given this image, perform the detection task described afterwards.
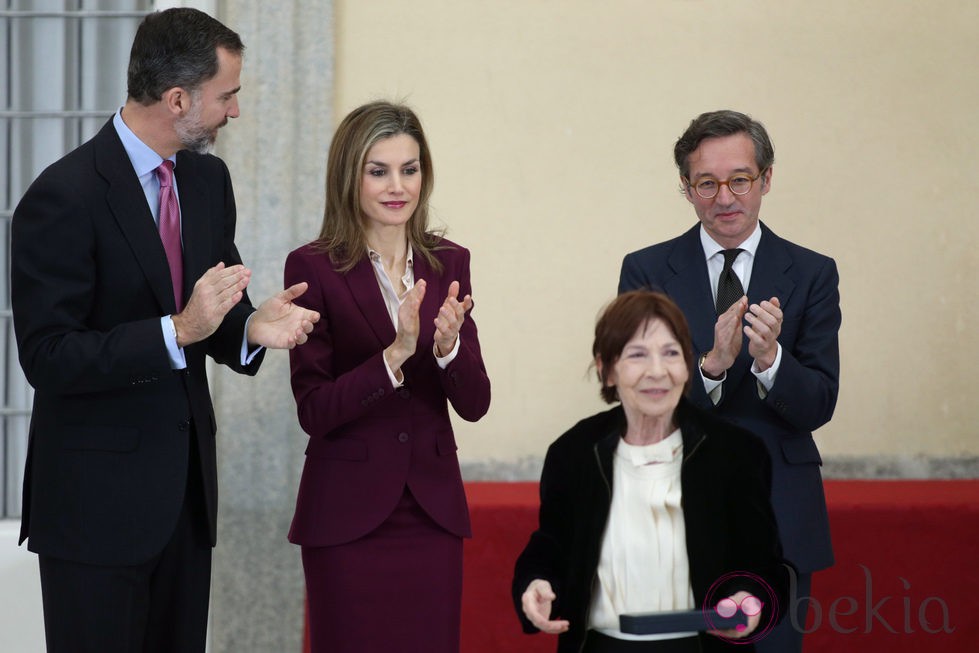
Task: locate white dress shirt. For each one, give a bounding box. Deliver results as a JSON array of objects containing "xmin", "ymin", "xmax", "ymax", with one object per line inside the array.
[{"xmin": 698, "ymin": 223, "xmax": 782, "ymax": 402}]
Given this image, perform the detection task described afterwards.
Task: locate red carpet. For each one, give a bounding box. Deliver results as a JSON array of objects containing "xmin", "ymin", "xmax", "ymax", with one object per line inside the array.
[{"xmin": 305, "ymin": 480, "xmax": 979, "ymax": 652}]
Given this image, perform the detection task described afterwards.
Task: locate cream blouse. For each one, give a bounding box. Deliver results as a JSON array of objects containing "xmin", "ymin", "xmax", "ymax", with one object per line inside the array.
[
  {"xmin": 587, "ymin": 428, "xmax": 697, "ymax": 641},
  {"xmin": 367, "ymin": 243, "xmax": 459, "ymax": 386}
]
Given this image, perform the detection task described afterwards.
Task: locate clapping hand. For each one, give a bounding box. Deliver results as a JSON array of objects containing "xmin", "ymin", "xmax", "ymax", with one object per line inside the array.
[
  {"xmin": 745, "ymin": 297, "xmax": 782, "ymax": 371},
  {"xmin": 173, "ymin": 263, "xmax": 251, "ymax": 347},
  {"xmin": 247, "ymin": 282, "xmax": 320, "ymax": 349},
  {"xmin": 433, "ymin": 280, "xmax": 472, "ymax": 357},
  {"xmin": 701, "ymin": 296, "xmax": 748, "ymax": 378},
  {"xmin": 383, "ymin": 279, "xmax": 427, "ymax": 375}
]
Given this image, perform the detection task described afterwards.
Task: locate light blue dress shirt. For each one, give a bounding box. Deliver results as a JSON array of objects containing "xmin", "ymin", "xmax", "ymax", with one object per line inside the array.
[{"xmin": 112, "ymin": 109, "xmax": 260, "ymax": 369}]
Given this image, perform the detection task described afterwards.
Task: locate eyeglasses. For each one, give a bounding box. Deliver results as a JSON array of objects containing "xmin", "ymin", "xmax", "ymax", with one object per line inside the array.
[{"xmin": 685, "ymin": 169, "xmax": 766, "ymax": 199}]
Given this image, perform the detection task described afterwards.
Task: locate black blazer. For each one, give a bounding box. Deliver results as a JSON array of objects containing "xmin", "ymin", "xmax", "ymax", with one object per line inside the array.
[
  {"xmin": 512, "ymin": 401, "xmax": 789, "ymax": 653},
  {"xmin": 11, "ymin": 119, "xmax": 263, "ymax": 566},
  {"xmin": 619, "ymin": 223, "xmax": 840, "ymax": 573}
]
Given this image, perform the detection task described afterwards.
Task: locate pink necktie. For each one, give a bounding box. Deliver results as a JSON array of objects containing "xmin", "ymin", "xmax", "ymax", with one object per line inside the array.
[{"xmin": 156, "ymin": 160, "xmax": 184, "ymax": 312}]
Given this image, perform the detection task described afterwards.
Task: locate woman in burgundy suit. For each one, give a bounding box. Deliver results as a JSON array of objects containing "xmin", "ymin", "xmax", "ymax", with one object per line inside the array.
[{"xmin": 284, "ymin": 101, "xmax": 491, "ymax": 653}]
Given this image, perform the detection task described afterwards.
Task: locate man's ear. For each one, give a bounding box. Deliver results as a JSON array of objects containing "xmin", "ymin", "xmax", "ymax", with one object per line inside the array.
[
  {"xmin": 680, "ymin": 177, "xmax": 694, "ymax": 203},
  {"xmin": 760, "ymin": 167, "xmax": 773, "ymax": 196},
  {"xmin": 162, "ymin": 87, "xmax": 190, "ymax": 116}
]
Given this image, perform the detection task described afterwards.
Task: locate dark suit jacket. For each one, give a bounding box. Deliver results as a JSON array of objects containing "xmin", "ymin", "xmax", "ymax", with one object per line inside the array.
[
  {"xmin": 512, "ymin": 402, "xmax": 789, "ymax": 653},
  {"xmin": 284, "ymin": 240, "xmax": 491, "ymax": 546},
  {"xmin": 11, "ymin": 119, "xmax": 263, "ymax": 567},
  {"xmin": 618, "ymin": 222, "xmax": 840, "ymax": 573}
]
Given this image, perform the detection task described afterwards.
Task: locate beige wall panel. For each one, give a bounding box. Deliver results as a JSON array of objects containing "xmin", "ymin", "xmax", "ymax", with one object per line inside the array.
[{"xmin": 332, "ymin": 1, "xmax": 979, "ymax": 461}]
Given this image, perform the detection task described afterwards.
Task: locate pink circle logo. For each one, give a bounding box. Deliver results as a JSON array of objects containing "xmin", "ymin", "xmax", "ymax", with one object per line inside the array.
[{"xmin": 702, "ymin": 571, "xmax": 779, "ymax": 644}]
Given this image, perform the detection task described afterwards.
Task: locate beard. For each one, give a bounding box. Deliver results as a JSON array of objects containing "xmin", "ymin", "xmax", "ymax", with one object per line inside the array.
[{"xmin": 174, "ymin": 94, "xmax": 221, "ymax": 154}]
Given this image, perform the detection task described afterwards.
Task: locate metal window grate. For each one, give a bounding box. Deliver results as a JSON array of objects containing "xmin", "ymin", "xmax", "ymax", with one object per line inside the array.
[{"xmin": 1, "ymin": 0, "xmax": 152, "ymax": 519}]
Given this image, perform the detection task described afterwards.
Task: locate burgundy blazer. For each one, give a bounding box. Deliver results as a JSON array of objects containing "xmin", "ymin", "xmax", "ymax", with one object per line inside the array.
[{"xmin": 284, "ymin": 239, "xmax": 491, "ymax": 546}]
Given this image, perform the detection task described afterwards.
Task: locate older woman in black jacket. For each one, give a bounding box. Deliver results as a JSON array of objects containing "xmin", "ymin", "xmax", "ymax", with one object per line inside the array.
[{"xmin": 513, "ymin": 291, "xmax": 789, "ymax": 653}]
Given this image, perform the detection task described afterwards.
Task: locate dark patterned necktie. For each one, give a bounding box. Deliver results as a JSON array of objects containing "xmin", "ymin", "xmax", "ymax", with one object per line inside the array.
[{"xmin": 715, "ymin": 248, "xmax": 745, "ymax": 314}]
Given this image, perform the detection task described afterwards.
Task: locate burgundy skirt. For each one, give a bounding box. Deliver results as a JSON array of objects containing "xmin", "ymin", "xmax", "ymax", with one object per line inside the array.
[{"xmin": 301, "ymin": 486, "xmax": 464, "ymax": 653}]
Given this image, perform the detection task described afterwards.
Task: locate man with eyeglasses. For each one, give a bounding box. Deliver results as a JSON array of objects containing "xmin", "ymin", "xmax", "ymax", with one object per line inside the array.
[{"xmin": 618, "ymin": 110, "xmax": 841, "ymax": 652}]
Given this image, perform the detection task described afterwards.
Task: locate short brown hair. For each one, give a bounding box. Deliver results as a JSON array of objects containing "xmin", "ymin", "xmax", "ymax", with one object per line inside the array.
[
  {"xmin": 127, "ymin": 8, "xmax": 244, "ymax": 104},
  {"xmin": 592, "ymin": 291, "xmax": 694, "ymax": 403},
  {"xmin": 674, "ymin": 109, "xmax": 774, "ymax": 181}
]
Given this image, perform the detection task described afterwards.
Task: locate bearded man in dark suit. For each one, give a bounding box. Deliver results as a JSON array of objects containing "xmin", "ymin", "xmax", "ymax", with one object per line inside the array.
[{"xmin": 11, "ymin": 8, "xmax": 318, "ymax": 652}]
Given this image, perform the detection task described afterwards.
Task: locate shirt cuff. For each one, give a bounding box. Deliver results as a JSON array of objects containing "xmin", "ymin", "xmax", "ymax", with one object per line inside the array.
[
  {"xmin": 751, "ymin": 343, "xmax": 782, "ymax": 396},
  {"xmin": 701, "ymin": 367, "xmax": 725, "ymax": 405},
  {"xmin": 383, "ymin": 355, "xmax": 405, "ymax": 388},
  {"xmin": 241, "ymin": 313, "xmax": 264, "ymax": 366},
  {"xmin": 161, "ymin": 316, "xmax": 187, "ymax": 370},
  {"xmin": 435, "ymin": 336, "xmax": 461, "ymax": 369}
]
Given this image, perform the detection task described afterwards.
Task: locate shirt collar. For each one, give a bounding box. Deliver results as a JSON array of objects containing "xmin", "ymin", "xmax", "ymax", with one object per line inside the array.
[
  {"xmin": 617, "ymin": 428, "xmax": 684, "ymax": 466},
  {"xmin": 367, "ymin": 242, "xmax": 414, "ymax": 278},
  {"xmin": 113, "ymin": 108, "xmax": 174, "ymax": 177},
  {"xmin": 699, "ymin": 221, "xmax": 762, "ymax": 261}
]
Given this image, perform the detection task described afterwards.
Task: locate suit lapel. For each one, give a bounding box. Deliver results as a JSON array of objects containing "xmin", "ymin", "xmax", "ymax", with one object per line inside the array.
[
  {"xmin": 664, "ymin": 226, "xmax": 716, "ymax": 355},
  {"xmin": 344, "ymin": 257, "xmax": 397, "ymax": 347},
  {"xmin": 173, "ymin": 154, "xmax": 211, "ymax": 307},
  {"xmin": 747, "ymin": 223, "xmax": 795, "ymax": 313},
  {"xmin": 95, "ymin": 122, "xmax": 176, "ymax": 314},
  {"xmin": 412, "ymin": 251, "xmax": 441, "ymax": 354},
  {"xmin": 725, "ymin": 223, "xmax": 794, "ymax": 388}
]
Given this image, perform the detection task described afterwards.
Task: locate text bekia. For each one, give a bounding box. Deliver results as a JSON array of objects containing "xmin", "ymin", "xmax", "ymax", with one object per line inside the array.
[{"xmin": 788, "ymin": 564, "xmax": 954, "ymax": 635}]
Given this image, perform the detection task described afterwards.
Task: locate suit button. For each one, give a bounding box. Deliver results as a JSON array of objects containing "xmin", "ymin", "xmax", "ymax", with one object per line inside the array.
[
  {"xmin": 178, "ymin": 419, "xmax": 190, "ymax": 431},
  {"xmin": 398, "ymin": 388, "xmax": 411, "ymax": 399},
  {"xmin": 378, "ymin": 388, "xmax": 385, "ymax": 397},
  {"xmin": 398, "ymin": 432, "xmax": 409, "ymax": 443}
]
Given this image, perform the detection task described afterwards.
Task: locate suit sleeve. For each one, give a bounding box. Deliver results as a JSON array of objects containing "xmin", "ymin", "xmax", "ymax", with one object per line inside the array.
[
  {"xmin": 202, "ymin": 159, "xmax": 261, "ymax": 375},
  {"xmin": 764, "ymin": 257, "xmax": 841, "ymax": 432},
  {"xmin": 285, "ymin": 250, "xmax": 398, "ymax": 438},
  {"xmin": 437, "ymin": 247, "xmax": 491, "ymax": 422},
  {"xmin": 618, "ymin": 252, "xmax": 662, "ymax": 295},
  {"xmin": 512, "ymin": 438, "xmax": 576, "ymax": 633},
  {"xmin": 11, "ymin": 174, "xmax": 172, "ymax": 395}
]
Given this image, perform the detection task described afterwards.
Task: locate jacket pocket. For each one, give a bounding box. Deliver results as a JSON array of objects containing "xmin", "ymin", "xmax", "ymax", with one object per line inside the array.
[
  {"xmin": 780, "ymin": 435, "xmax": 823, "ymax": 465},
  {"xmin": 436, "ymin": 428, "xmax": 458, "ymax": 456}
]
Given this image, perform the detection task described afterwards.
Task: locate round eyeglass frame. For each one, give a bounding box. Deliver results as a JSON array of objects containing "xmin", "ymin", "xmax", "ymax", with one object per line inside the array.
[{"xmin": 684, "ymin": 169, "xmax": 767, "ymax": 199}]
